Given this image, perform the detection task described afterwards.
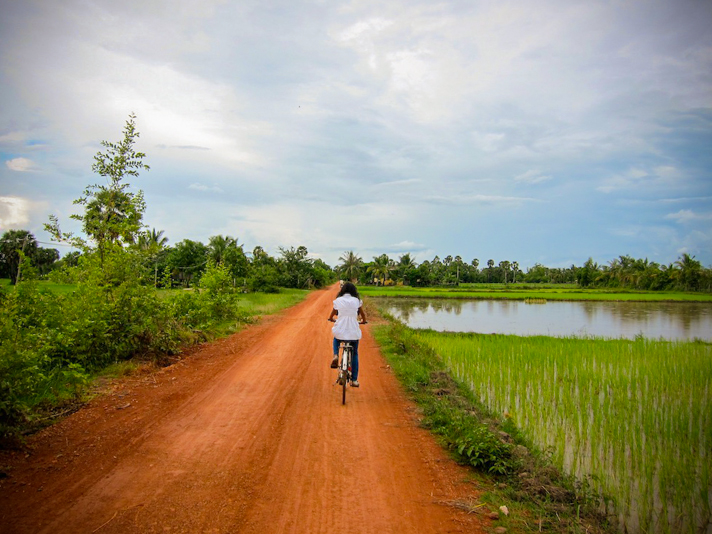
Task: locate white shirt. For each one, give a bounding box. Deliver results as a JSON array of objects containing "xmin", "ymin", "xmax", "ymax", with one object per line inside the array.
[{"xmin": 331, "ymin": 294, "xmax": 363, "ymax": 340}]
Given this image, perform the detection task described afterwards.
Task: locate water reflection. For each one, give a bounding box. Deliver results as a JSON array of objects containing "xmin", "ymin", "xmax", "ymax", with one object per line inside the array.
[{"xmin": 379, "ymin": 298, "xmax": 712, "ymax": 341}]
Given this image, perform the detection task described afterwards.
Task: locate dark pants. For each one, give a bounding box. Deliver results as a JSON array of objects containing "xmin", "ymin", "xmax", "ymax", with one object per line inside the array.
[{"xmin": 333, "ymin": 338, "xmax": 359, "ymax": 381}]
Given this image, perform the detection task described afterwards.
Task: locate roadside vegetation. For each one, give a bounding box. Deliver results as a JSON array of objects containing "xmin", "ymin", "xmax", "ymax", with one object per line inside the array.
[{"xmin": 0, "ymin": 115, "xmax": 323, "ymax": 443}]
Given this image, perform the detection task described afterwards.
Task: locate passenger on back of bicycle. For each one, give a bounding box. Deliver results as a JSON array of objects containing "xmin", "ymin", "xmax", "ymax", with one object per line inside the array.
[{"xmin": 327, "ymin": 281, "xmax": 367, "ymax": 387}]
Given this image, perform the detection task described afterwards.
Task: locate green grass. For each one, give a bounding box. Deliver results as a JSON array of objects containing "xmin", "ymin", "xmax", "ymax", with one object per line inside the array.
[
  {"xmin": 360, "ymin": 284, "xmax": 712, "ymax": 302},
  {"xmin": 371, "ymin": 315, "xmax": 613, "ymax": 534},
  {"xmin": 399, "ymin": 327, "xmax": 712, "ymax": 534},
  {"xmin": 1, "ymin": 279, "xmax": 77, "ymax": 295},
  {"xmin": 236, "ymin": 288, "xmax": 310, "ymax": 317}
]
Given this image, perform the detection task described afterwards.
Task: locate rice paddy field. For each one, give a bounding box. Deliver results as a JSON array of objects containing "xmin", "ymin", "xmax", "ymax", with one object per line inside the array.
[{"xmin": 406, "ymin": 329, "xmax": 712, "ymax": 533}]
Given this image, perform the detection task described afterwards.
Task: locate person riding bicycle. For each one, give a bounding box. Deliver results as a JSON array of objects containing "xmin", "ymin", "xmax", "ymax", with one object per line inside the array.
[{"xmin": 328, "ymin": 281, "xmax": 367, "ymax": 387}]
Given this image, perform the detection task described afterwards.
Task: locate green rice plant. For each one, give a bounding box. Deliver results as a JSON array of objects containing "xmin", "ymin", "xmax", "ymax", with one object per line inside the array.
[{"xmin": 409, "ymin": 330, "xmax": 712, "ymax": 534}]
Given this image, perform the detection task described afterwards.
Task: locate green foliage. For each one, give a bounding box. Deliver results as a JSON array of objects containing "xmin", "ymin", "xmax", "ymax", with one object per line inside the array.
[
  {"xmin": 372, "ymin": 320, "xmax": 516, "ymax": 476},
  {"xmin": 166, "ymin": 239, "xmax": 208, "ymax": 287},
  {"xmin": 197, "ymin": 261, "xmax": 242, "ymax": 321},
  {"xmin": 0, "ymin": 230, "xmax": 60, "ymax": 284},
  {"xmin": 45, "ymin": 113, "xmax": 149, "ymax": 257}
]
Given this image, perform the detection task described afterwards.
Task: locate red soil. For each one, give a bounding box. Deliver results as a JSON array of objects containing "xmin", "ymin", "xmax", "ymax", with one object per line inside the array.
[{"xmin": 0, "ymin": 286, "xmax": 485, "ymax": 533}]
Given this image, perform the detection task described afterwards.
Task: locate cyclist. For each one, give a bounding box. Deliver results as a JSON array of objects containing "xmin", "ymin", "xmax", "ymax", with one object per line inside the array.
[{"xmin": 327, "ymin": 281, "xmax": 367, "ymax": 387}]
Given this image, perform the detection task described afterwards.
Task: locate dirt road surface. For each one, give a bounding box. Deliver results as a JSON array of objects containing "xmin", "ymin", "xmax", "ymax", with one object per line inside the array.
[{"xmin": 0, "ymin": 286, "xmax": 484, "ymax": 533}]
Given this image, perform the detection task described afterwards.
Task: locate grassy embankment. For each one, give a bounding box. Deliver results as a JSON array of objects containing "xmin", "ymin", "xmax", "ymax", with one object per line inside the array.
[{"xmin": 365, "ymin": 286, "xmax": 711, "ymax": 534}]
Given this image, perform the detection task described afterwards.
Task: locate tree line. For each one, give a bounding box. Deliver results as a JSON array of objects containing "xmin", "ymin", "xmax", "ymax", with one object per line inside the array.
[
  {"xmin": 333, "ymin": 251, "xmax": 711, "ymax": 292},
  {"xmin": 0, "ymin": 112, "xmax": 709, "ymax": 295},
  {"xmin": 3, "ymin": 233, "xmax": 710, "ymax": 293}
]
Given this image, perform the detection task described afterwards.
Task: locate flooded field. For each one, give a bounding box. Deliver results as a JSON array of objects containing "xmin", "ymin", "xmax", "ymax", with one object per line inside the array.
[{"xmin": 379, "ymin": 298, "xmax": 712, "ymax": 340}]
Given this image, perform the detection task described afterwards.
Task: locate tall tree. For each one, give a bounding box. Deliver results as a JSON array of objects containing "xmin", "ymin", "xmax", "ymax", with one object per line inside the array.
[
  {"xmin": 138, "ymin": 228, "xmax": 169, "ymax": 287},
  {"xmin": 46, "ymin": 113, "xmax": 149, "ymax": 263},
  {"xmin": 207, "ymin": 235, "xmax": 236, "ymax": 265},
  {"xmin": 674, "ymin": 253, "xmax": 702, "ymax": 291},
  {"xmin": 166, "ymin": 239, "xmax": 208, "ymax": 287},
  {"xmin": 499, "ymin": 260, "xmax": 511, "ymax": 284},
  {"xmin": 338, "ymin": 250, "xmax": 364, "ymax": 282},
  {"xmin": 278, "ymin": 245, "xmax": 313, "ymax": 288},
  {"xmin": 0, "ymin": 230, "xmax": 38, "ymax": 284},
  {"xmin": 511, "ymin": 261, "xmax": 519, "ymax": 283},
  {"xmin": 368, "ymin": 254, "xmax": 394, "ymax": 285},
  {"xmin": 396, "ymin": 253, "xmax": 417, "ymax": 284}
]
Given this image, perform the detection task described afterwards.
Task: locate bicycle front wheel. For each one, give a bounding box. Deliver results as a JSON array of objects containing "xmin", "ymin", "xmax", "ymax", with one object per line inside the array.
[
  {"xmin": 341, "ymin": 347, "xmax": 351, "ymax": 405},
  {"xmin": 342, "ymin": 371, "xmax": 347, "ymax": 404}
]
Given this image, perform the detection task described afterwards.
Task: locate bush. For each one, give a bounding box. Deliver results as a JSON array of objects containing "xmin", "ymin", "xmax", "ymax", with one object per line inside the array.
[{"xmin": 0, "ymin": 251, "xmax": 243, "ymax": 440}]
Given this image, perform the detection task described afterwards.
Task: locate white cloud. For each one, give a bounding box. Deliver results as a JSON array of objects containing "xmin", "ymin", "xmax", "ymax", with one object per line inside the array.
[
  {"xmin": 472, "ymin": 132, "xmax": 506, "ymax": 153},
  {"xmin": 388, "ymin": 240, "xmax": 426, "ymax": 252},
  {"xmin": 597, "ymin": 165, "xmax": 687, "ymax": 193},
  {"xmin": 428, "ymin": 194, "xmax": 539, "ymax": 206},
  {"xmin": 5, "ymin": 157, "xmax": 39, "ymax": 172},
  {"xmin": 189, "ymin": 183, "xmax": 224, "ymax": 193},
  {"xmin": 0, "ymin": 196, "xmax": 31, "ymax": 228},
  {"xmin": 514, "ymin": 170, "xmax": 552, "ymax": 184},
  {"xmin": 665, "ymin": 209, "xmax": 712, "ymax": 224},
  {"xmin": 338, "ymin": 18, "xmax": 394, "ymax": 43},
  {"xmin": 371, "ymin": 178, "xmax": 422, "ymax": 189}
]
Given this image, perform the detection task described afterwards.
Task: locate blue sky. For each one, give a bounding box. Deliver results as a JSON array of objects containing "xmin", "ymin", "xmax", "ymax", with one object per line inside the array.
[{"xmin": 1, "ymin": 0, "xmax": 711, "ymax": 269}]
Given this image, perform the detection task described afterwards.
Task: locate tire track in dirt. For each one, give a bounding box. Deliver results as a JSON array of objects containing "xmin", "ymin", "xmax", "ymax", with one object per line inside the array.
[{"xmin": 0, "ymin": 286, "xmax": 484, "ymax": 534}]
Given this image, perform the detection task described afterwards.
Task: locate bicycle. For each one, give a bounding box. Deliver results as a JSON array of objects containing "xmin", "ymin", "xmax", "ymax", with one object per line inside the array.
[
  {"xmin": 335, "ymin": 341, "xmax": 354, "ymax": 405},
  {"xmin": 328, "ymin": 317, "xmax": 367, "ymax": 405}
]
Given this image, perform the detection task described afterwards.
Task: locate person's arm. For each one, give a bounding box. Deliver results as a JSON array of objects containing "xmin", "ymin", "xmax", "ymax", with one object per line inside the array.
[
  {"xmin": 328, "ymin": 308, "xmax": 338, "ymax": 322},
  {"xmin": 358, "ymin": 306, "xmax": 367, "ymax": 324}
]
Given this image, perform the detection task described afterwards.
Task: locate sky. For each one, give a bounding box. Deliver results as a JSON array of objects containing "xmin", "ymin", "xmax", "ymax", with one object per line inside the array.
[{"xmin": 1, "ymin": 0, "xmax": 711, "ymax": 270}]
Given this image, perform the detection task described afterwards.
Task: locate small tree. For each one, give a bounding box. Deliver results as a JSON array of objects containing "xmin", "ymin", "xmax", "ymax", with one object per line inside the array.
[
  {"xmin": 46, "ymin": 113, "xmax": 149, "ymax": 264},
  {"xmin": 0, "ymin": 230, "xmax": 38, "ymax": 284}
]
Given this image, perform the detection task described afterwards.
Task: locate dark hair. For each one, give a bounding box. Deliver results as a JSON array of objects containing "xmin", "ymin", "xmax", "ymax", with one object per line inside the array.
[{"xmin": 338, "ymin": 281, "xmax": 360, "ymax": 299}]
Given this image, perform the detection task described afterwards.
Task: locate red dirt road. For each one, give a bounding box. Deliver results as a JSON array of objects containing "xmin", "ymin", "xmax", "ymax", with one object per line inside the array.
[{"xmin": 0, "ymin": 287, "xmax": 484, "ymax": 534}]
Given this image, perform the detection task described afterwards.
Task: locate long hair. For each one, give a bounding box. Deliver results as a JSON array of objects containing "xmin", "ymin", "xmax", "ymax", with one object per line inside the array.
[{"xmin": 337, "ymin": 281, "xmax": 360, "ymax": 299}]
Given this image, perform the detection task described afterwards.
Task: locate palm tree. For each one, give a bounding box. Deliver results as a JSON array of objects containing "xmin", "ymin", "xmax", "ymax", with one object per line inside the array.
[
  {"xmin": 453, "ymin": 255, "xmax": 463, "ymax": 285},
  {"xmin": 674, "ymin": 253, "xmax": 702, "ymax": 291},
  {"xmin": 138, "ymin": 228, "xmax": 169, "ymax": 286},
  {"xmin": 368, "ymin": 254, "xmax": 394, "ymax": 285},
  {"xmin": 487, "ymin": 259, "xmax": 494, "ymax": 282},
  {"xmin": 338, "ymin": 250, "xmax": 364, "ymax": 282},
  {"xmin": 208, "ymin": 235, "xmax": 238, "ymax": 264},
  {"xmin": 499, "ymin": 260, "xmax": 511, "ymax": 284},
  {"xmin": 397, "ymin": 253, "xmax": 417, "ymax": 283}
]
